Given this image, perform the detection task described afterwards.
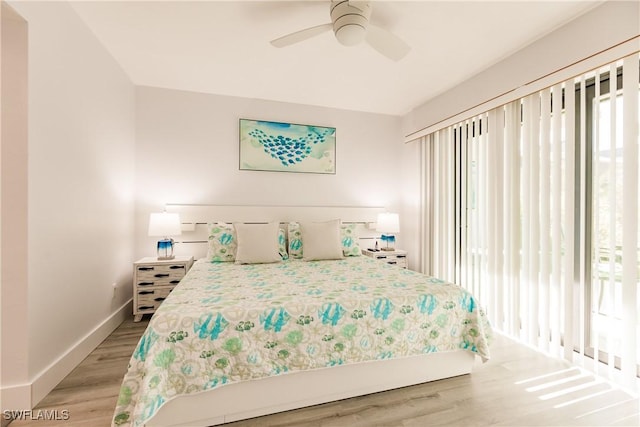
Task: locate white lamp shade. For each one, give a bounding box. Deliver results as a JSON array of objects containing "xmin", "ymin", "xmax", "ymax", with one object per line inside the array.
[
  {"xmin": 148, "ymin": 212, "xmax": 182, "ymax": 237},
  {"xmin": 376, "ymin": 213, "xmax": 400, "ymax": 233}
]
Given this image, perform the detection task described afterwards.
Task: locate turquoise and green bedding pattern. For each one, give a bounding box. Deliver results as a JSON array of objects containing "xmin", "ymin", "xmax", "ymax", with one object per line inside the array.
[{"xmin": 112, "ymin": 257, "xmax": 492, "ymax": 426}]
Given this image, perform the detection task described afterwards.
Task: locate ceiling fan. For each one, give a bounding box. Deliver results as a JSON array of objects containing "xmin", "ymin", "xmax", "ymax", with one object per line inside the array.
[{"xmin": 270, "ymin": 0, "xmax": 411, "ymax": 61}]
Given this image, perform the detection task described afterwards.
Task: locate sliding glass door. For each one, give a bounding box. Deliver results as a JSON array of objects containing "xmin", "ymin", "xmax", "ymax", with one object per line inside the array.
[
  {"xmin": 420, "ymin": 53, "xmax": 640, "ymax": 388},
  {"xmin": 587, "ymin": 65, "xmax": 640, "ymax": 376}
]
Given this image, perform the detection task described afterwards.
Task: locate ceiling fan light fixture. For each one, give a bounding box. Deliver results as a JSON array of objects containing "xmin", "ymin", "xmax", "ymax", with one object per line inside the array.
[
  {"xmin": 331, "ymin": 0, "xmax": 370, "ymax": 46},
  {"xmin": 335, "ymin": 23, "xmax": 366, "ymax": 46}
]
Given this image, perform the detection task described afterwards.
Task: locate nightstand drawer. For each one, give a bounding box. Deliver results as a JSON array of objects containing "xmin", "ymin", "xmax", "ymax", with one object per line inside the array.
[
  {"xmin": 136, "ymin": 287, "xmax": 173, "ymax": 308},
  {"xmin": 362, "ymin": 249, "xmax": 408, "ymax": 269},
  {"xmin": 378, "ymin": 255, "xmax": 407, "ymax": 268},
  {"xmin": 136, "ymin": 264, "xmax": 187, "ymax": 286}
]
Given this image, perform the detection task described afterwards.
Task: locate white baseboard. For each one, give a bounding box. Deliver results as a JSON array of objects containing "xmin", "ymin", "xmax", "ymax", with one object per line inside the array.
[{"xmin": 30, "ymin": 299, "xmax": 132, "ymax": 406}]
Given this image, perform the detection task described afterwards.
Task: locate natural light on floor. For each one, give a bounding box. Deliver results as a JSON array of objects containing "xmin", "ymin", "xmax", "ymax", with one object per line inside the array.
[{"xmin": 516, "ymin": 366, "xmax": 639, "ymax": 423}]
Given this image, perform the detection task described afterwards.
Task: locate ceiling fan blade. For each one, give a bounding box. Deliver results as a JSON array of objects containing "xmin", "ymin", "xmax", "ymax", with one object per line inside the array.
[
  {"xmin": 270, "ymin": 23, "xmax": 333, "ymax": 48},
  {"xmin": 366, "ymin": 24, "xmax": 411, "ymax": 61}
]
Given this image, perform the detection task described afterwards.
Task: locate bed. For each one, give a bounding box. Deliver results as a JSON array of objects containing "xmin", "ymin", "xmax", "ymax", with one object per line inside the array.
[{"xmin": 112, "ymin": 206, "xmax": 492, "ymax": 427}]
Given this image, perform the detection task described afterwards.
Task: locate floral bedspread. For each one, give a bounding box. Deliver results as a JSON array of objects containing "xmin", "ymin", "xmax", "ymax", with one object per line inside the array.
[{"xmin": 112, "ymin": 257, "xmax": 492, "ymax": 426}]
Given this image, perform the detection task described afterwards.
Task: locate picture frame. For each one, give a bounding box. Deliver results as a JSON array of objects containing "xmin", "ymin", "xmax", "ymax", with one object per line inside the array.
[{"xmin": 239, "ymin": 119, "xmax": 336, "ymax": 174}]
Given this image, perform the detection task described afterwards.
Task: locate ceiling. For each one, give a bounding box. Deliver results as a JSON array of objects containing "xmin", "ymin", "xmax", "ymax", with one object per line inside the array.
[{"xmin": 69, "ymin": 0, "xmax": 600, "ymax": 116}]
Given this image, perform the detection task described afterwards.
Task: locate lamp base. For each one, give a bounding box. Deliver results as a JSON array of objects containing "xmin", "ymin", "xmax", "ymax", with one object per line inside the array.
[
  {"xmin": 380, "ymin": 234, "xmax": 396, "ymax": 252},
  {"xmin": 157, "ymin": 238, "xmax": 175, "ymax": 260}
]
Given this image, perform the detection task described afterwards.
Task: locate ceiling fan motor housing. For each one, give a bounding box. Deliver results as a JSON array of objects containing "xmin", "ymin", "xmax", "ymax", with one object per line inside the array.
[{"xmin": 330, "ymin": 0, "xmax": 371, "ymax": 46}]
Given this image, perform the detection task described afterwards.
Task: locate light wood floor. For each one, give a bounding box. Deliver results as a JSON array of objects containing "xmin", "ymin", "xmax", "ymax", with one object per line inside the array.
[{"xmin": 10, "ymin": 316, "xmax": 639, "ymax": 427}]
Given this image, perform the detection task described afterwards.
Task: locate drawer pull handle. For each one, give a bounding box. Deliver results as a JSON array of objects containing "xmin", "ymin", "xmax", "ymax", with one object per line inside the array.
[
  {"xmin": 396, "ymin": 255, "xmax": 406, "ymax": 259},
  {"xmin": 138, "ymin": 267, "xmax": 154, "ymax": 271},
  {"xmin": 154, "ymin": 297, "xmax": 166, "ymax": 302},
  {"xmin": 138, "ymin": 282, "xmax": 154, "ymax": 286},
  {"xmin": 170, "ymin": 280, "xmax": 180, "ymax": 284},
  {"xmin": 170, "ymin": 265, "xmax": 185, "ymax": 270},
  {"xmin": 138, "ymin": 305, "xmax": 154, "ymax": 310},
  {"xmin": 388, "ymin": 261, "xmax": 397, "ymax": 265},
  {"xmin": 138, "ymin": 290, "xmax": 154, "ymax": 295},
  {"xmin": 154, "ymin": 273, "xmax": 170, "ymax": 278}
]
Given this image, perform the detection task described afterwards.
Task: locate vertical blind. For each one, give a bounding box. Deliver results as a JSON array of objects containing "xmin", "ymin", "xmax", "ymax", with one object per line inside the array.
[{"xmin": 420, "ymin": 53, "xmax": 640, "ymax": 389}]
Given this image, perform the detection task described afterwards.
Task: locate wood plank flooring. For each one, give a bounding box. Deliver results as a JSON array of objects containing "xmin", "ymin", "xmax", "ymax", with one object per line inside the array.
[{"xmin": 9, "ymin": 316, "xmax": 639, "ymax": 427}]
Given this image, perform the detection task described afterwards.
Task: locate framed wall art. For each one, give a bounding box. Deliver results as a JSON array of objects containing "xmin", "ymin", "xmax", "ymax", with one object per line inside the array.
[{"xmin": 239, "ymin": 119, "xmax": 336, "ymax": 174}]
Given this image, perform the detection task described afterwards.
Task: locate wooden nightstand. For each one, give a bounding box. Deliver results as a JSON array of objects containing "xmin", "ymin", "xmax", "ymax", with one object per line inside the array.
[
  {"xmin": 362, "ymin": 249, "xmax": 408, "ymax": 269},
  {"xmin": 133, "ymin": 256, "xmax": 194, "ymax": 322}
]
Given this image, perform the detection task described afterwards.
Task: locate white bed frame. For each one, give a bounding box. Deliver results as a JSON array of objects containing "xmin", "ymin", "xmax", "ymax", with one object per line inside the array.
[{"xmin": 144, "ymin": 204, "xmax": 476, "ymax": 426}]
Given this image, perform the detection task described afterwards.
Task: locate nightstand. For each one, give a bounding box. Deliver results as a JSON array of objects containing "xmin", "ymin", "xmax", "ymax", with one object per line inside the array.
[
  {"xmin": 133, "ymin": 256, "xmax": 194, "ymax": 322},
  {"xmin": 362, "ymin": 249, "xmax": 408, "ymax": 269}
]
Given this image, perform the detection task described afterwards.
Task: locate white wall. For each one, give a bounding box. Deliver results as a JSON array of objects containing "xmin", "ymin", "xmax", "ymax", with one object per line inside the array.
[
  {"xmin": 399, "ymin": 140, "xmax": 422, "ymax": 271},
  {"xmin": 134, "ymin": 86, "xmax": 404, "ymax": 261},
  {"xmin": 1, "ymin": 1, "xmax": 29, "ymax": 413},
  {"xmin": 5, "ymin": 0, "xmax": 136, "ymax": 406}
]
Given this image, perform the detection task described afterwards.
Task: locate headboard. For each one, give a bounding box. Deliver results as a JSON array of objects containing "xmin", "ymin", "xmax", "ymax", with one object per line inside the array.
[{"xmin": 165, "ymin": 204, "xmax": 386, "ymax": 259}]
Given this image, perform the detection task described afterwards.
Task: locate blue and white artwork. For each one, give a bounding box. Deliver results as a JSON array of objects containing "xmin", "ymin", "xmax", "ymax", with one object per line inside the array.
[{"xmin": 239, "ymin": 119, "xmax": 336, "ymax": 174}]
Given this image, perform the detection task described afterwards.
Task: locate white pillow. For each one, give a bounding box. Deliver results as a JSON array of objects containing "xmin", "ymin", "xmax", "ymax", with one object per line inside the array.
[
  {"xmin": 300, "ymin": 219, "xmax": 343, "ymax": 261},
  {"xmin": 234, "ymin": 222, "xmax": 282, "ymax": 264}
]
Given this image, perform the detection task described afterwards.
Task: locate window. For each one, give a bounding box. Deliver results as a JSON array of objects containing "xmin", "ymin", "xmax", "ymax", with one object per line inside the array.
[{"xmin": 588, "ymin": 72, "xmax": 640, "ymax": 372}]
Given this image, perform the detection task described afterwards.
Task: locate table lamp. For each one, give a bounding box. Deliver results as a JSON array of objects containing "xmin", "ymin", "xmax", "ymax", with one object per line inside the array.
[
  {"xmin": 376, "ymin": 212, "xmax": 399, "ymax": 251},
  {"xmin": 148, "ymin": 212, "xmax": 182, "ymax": 260}
]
